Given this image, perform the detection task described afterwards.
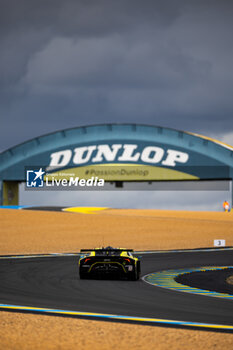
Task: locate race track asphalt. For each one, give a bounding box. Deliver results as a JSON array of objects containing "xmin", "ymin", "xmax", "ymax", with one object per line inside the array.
[{"xmin": 0, "ymin": 250, "xmax": 233, "ymax": 328}]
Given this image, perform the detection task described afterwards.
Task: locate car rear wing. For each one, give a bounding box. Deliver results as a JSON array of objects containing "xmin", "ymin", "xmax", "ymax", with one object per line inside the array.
[{"xmin": 80, "ymin": 248, "xmax": 134, "ymax": 253}]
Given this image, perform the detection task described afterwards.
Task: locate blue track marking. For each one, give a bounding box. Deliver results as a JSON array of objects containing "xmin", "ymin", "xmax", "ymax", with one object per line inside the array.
[
  {"xmin": 0, "ymin": 205, "xmax": 28, "ymax": 209},
  {"xmin": 0, "ymin": 302, "xmax": 233, "ymax": 331},
  {"xmin": 143, "ymin": 266, "xmax": 233, "ymax": 299}
]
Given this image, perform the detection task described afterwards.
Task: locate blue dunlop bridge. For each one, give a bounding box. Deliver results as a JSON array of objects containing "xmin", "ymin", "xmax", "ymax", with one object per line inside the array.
[{"xmin": 0, "ymin": 124, "xmax": 233, "ymax": 205}]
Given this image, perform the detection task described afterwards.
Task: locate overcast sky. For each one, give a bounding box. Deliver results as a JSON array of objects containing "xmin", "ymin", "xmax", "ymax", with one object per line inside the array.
[{"xmin": 1, "ymin": 1, "xmax": 233, "ymax": 209}]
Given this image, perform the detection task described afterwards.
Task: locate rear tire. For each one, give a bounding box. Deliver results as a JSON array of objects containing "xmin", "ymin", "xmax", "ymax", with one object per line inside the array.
[
  {"xmin": 129, "ymin": 267, "xmax": 138, "ymax": 281},
  {"xmin": 137, "ymin": 261, "xmax": 141, "ymax": 279},
  {"xmin": 79, "ymin": 271, "xmax": 87, "ymax": 279}
]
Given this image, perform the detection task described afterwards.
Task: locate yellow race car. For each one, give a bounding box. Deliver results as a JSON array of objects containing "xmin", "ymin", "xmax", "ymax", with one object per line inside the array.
[{"xmin": 79, "ymin": 246, "xmax": 141, "ymax": 280}]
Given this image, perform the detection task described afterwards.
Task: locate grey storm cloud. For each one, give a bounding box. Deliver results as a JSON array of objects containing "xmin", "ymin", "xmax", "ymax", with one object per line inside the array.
[{"xmin": 1, "ymin": 0, "xmax": 233, "ymax": 150}]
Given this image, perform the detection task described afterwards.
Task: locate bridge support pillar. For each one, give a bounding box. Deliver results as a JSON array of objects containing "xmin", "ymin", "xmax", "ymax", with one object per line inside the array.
[{"xmin": 1, "ymin": 181, "xmax": 19, "ymax": 206}]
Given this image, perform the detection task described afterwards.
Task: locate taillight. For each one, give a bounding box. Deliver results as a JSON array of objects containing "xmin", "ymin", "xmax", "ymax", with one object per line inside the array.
[
  {"xmin": 124, "ymin": 258, "xmax": 131, "ymax": 263},
  {"xmin": 84, "ymin": 258, "xmax": 91, "ymax": 263}
]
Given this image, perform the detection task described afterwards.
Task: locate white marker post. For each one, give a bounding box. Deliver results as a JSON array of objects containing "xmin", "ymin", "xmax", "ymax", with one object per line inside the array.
[{"xmin": 214, "ymin": 239, "xmax": 226, "ymax": 247}]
